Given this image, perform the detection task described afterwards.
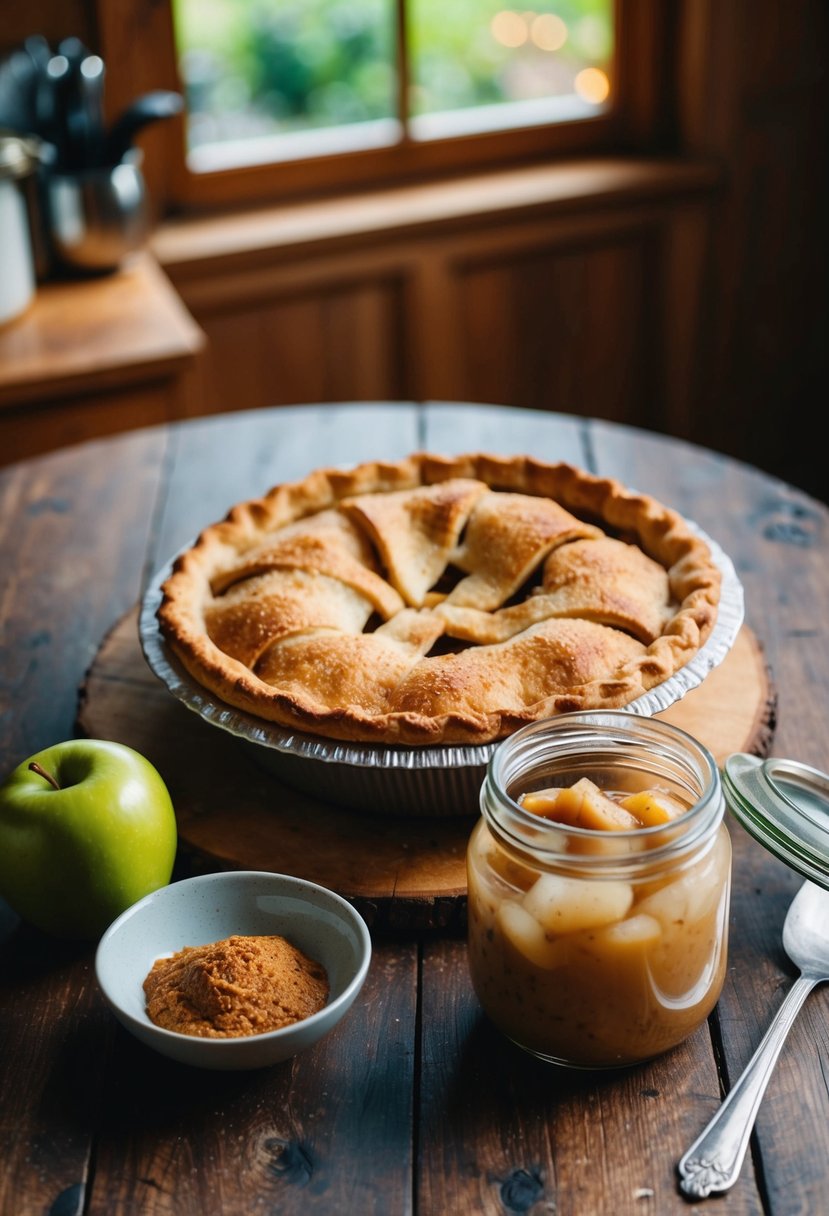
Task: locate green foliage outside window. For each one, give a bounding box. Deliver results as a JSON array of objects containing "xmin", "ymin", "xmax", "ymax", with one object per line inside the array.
[{"xmin": 172, "ymin": 0, "xmax": 613, "ymax": 151}]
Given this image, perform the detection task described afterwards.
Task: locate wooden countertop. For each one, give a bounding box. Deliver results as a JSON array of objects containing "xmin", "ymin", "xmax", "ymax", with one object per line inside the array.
[
  {"xmin": 0, "ymin": 252, "xmax": 204, "ymax": 408},
  {"xmin": 1, "ymin": 402, "xmax": 828, "ymax": 1216}
]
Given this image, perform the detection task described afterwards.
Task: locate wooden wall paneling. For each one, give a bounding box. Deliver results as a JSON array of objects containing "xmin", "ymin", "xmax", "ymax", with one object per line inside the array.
[
  {"xmin": 163, "ymin": 239, "xmax": 414, "ymax": 313},
  {"xmin": 402, "ymin": 200, "xmax": 710, "ymax": 430},
  {"xmin": 318, "ymin": 278, "xmax": 408, "ymax": 401},
  {"xmin": 168, "ymin": 194, "xmax": 717, "ymax": 433},
  {"xmin": 0, "ymin": 2, "xmax": 94, "ymax": 57},
  {"xmin": 446, "ymin": 200, "xmax": 713, "ymax": 434},
  {"xmin": 552, "ymin": 233, "xmax": 652, "ymax": 422},
  {"xmin": 196, "ymin": 299, "xmax": 328, "ymax": 415},
  {"xmin": 261, "ymin": 295, "xmax": 331, "ymax": 408},
  {"xmin": 612, "ymin": 0, "xmax": 679, "ymax": 150},
  {"xmin": 403, "ymin": 252, "xmax": 465, "ymax": 402},
  {"xmin": 197, "ymin": 275, "xmax": 409, "ymax": 415},
  {"xmin": 0, "ymin": 379, "xmax": 179, "ymax": 466},
  {"xmin": 198, "ymin": 309, "xmax": 273, "ymax": 415},
  {"xmin": 165, "ymin": 245, "xmax": 414, "ymax": 407},
  {"xmin": 151, "ymin": 160, "xmax": 722, "ymax": 284},
  {"xmin": 155, "ymin": 160, "xmax": 725, "ymax": 440},
  {"xmin": 95, "ymin": 0, "xmax": 184, "ymax": 218},
  {"xmin": 711, "ymin": 106, "xmax": 828, "ymax": 491},
  {"xmin": 675, "ymin": 0, "xmax": 828, "ymax": 500},
  {"xmin": 652, "ymin": 202, "xmax": 714, "ymax": 444},
  {"xmin": 448, "ymin": 227, "xmax": 654, "ymax": 425},
  {"xmin": 675, "ymin": 0, "xmax": 723, "ymax": 150},
  {"xmin": 169, "ymin": 351, "xmax": 210, "ymax": 420},
  {"xmin": 449, "ymin": 259, "xmax": 516, "ymax": 408}
]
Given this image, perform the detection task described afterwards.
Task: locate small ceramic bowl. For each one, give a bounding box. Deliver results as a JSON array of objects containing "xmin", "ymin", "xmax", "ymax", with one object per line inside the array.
[{"xmin": 95, "ymin": 870, "xmax": 372, "ymax": 1070}]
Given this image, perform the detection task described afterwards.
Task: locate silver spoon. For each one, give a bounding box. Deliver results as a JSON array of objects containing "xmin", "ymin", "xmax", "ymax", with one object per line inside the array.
[{"xmin": 678, "ymin": 879, "xmax": 829, "ymax": 1199}]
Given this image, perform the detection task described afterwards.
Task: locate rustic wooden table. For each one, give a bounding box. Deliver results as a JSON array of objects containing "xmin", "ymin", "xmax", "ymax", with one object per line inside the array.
[{"xmin": 1, "ymin": 401, "xmax": 828, "ymax": 1216}]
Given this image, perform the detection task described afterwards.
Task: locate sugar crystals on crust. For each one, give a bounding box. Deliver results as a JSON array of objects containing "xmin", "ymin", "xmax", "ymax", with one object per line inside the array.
[{"xmin": 156, "ymin": 453, "xmax": 722, "ymax": 746}]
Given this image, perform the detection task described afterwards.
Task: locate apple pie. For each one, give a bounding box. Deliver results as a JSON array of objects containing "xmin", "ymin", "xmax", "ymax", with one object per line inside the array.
[{"xmin": 156, "ymin": 453, "xmax": 722, "ymax": 746}]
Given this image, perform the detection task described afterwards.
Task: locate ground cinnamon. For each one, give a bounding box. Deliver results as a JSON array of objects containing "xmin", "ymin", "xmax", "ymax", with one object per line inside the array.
[{"xmin": 143, "ymin": 934, "xmax": 329, "ymax": 1038}]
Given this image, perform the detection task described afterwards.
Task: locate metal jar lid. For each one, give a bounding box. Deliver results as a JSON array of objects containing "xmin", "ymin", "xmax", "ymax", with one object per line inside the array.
[{"xmin": 723, "ymin": 753, "xmax": 829, "ymax": 889}]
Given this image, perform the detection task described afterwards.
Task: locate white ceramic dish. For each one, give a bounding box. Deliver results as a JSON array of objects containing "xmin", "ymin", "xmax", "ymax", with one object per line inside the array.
[
  {"xmin": 139, "ymin": 520, "xmax": 744, "ymax": 817},
  {"xmin": 95, "ymin": 871, "xmax": 372, "ymax": 1070}
]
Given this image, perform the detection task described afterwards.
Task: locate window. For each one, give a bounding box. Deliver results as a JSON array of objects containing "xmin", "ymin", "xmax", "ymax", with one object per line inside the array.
[
  {"xmin": 171, "ymin": 0, "xmax": 614, "ymax": 175},
  {"xmin": 96, "ymin": 0, "xmax": 668, "ymax": 213}
]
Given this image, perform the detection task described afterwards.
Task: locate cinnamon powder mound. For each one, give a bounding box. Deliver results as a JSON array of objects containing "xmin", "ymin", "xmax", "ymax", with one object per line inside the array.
[{"xmin": 143, "ymin": 934, "xmax": 329, "ymax": 1038}]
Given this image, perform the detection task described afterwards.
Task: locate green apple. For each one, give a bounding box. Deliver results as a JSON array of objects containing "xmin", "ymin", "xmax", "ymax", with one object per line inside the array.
[{"xmin": 0, "ymin": 739, "xmax": 177, "ymax": 940}]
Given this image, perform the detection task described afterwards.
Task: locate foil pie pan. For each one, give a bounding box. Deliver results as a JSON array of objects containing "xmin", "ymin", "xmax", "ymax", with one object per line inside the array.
[{"xmin": 139, "ymin": 523, "xmax": 744, "ymax": 818}]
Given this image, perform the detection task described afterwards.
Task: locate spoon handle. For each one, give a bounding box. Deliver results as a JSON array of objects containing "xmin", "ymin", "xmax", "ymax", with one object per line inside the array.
[{"xmin": 678, "ymin": 973, "xmax": 817, "ymax": 1199}]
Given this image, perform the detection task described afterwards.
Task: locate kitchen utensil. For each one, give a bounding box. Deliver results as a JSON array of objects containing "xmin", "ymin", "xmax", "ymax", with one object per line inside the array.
[
  {"xmin": 78, "ymin": 54, "xmax": 105, "ymax": 166},
  {"xmin": 22, "ymin": 34, "xmax": 51, "ymax": 69},
  {"xmin": 678, "ymin": 879, "xmax": 829, "ymax": 1198},
  {"xmin": 43, "ymin": 54, "xmax": 71, "ymax": 157},
  {"xmin": 0, "ymin": 49, "xmax": 39, "ymax": 132},
  {"xmin": 45, "ymin": 155, "xmax": 150, "ymax": 272},
  {"xmin": 102, "ymin": 89, "xmax": 183, "ymax": 165},
  {"xmin": 47, "ymin": 48, "xmax": 100, "ymax": 169},
  {"xmin": 56, "ymin": 36, "xmax": 89, "ymax": 70},
  {"xmin": 1, "ymin": 37, "xmax": 182, "ymax": 192}
]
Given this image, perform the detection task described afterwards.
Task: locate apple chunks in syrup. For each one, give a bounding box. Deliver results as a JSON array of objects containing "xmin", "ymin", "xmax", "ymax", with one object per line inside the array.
[
  {"xmin": 520, "ymin": 776, "xmax": 686, "ymax": 831},
  {"xmin": 466, "ymin": 775, "xmax": 731, "ymax": 1065},
  {"xmin": 500, "ymin": 778, "xmax": 687, "ymax": 965}
]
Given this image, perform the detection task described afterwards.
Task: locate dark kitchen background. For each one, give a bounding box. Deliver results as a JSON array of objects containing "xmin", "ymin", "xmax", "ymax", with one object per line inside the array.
[{"xmin": 1, "ymin": 0, "xmax": 826, "ymax": 505}]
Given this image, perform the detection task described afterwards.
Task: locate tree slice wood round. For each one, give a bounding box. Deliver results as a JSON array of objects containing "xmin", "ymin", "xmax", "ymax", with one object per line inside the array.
[{"xmin": 77, "ymin": 609, "xmax": 774, "ymax": 932}]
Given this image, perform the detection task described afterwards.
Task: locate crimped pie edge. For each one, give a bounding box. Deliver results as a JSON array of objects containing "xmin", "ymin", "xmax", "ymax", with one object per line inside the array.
[{"xmin": 156, "ymin": 452, "xmax": 722, "ymax": 746}]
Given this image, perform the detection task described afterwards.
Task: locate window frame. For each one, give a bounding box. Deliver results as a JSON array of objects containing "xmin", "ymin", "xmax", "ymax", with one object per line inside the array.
[{"xmin": 96, "ymin": 0, "xmax": 674, "ymax": 216}]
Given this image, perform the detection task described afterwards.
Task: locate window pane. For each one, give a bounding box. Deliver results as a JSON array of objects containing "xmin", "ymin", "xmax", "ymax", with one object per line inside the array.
[
  {"xmin": 171, "ymin": 0, "xmax": 614, "ymax": 172},
  {"xmin": 408, "ymin": 0, "xmax": 613, "ymax": 136},
  {"xmin": 172, "ymin": 0, "xmax": 397, "ymax": 169}
]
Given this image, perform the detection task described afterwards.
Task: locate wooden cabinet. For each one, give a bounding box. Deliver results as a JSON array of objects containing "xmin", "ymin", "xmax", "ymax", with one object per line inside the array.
[
  {"xmin": 154, "ymin": 158, "xmax": 718, "ymax": 443},
  {"xmin": 0, "ymin": 254, "xmax": 205, "ymax": 466},
  {"xmin": 1, "ymin": 2, "xmax": 825, "ymax": 503},
  {"xmin": 1, "ymin": 160, "xmax": 715, "ymax": 468}
]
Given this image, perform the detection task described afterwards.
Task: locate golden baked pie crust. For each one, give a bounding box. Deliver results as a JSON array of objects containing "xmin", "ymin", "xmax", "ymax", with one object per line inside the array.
[{"xmin": 156, "ymin": 452, "xmax": 722, "ymax": 746}]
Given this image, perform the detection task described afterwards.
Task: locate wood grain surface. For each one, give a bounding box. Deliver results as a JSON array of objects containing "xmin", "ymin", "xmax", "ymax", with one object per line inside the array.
[{"xmin": 3, "ymin": 402, "xmax": 829, "ymax": 1216}]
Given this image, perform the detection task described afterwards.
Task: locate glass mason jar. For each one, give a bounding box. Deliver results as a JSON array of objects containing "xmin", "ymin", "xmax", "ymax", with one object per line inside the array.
[{"xmin": 467, "ymin": 711, "xmax": 732, "ymax": 1069}]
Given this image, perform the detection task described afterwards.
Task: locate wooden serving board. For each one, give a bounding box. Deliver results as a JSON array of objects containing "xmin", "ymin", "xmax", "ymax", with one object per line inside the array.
[{"xmin": 77, "ymin": 609, "xmax": 775, "ymax": 931}]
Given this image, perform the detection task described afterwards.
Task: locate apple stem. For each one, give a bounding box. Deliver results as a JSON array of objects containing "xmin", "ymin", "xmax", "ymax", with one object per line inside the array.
[{"xmin": 29, "ymin": 761, "xmax": 61, "ymax": 791}]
